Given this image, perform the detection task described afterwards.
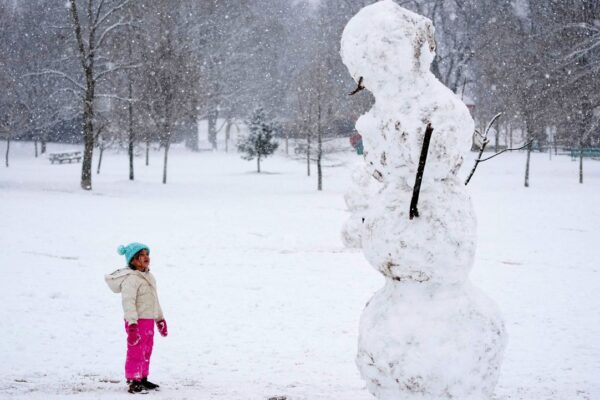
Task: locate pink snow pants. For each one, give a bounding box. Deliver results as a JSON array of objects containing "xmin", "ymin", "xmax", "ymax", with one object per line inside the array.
[{"xmin": 124, "ymin": 319, "xmax": 154, "ymax": 381}]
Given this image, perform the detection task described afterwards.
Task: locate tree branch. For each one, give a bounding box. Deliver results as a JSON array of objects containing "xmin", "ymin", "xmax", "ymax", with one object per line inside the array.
[
  {"xmin": 93, "ymin": 0, "xmax": 107, "ymax": 26},
  {"xmin": 23, "ymin": 70, "xmax": 86, "ymax": 91},
  {"xmin": 95, "ymin": 18, "xmax": 134, "ymax": 51},
  {"xmin": 94, "ymin": 0, "xmax": 132, "ymax": 30},
  {"xmin": 95, "ymin": 63, "xmax": 142, "ymax": 80},
  {"xmin": 49, "ymin": 87, "xmax": 82, "ymax": 99},
  {"xmin": 565, "ymin": 39, "xmax": 600, "ymax": 60}
]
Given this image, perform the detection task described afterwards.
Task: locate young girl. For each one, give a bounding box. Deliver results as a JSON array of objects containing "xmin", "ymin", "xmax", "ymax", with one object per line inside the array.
[{"xmin": 105, "ymin": 242, "xmax": 168, "ymax": 394}]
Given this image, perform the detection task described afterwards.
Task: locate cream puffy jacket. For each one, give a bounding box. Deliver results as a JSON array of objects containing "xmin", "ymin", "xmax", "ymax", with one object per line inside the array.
[{"xmin": 105, "ymin": 268, "xmax": 165, "ymax": 324}]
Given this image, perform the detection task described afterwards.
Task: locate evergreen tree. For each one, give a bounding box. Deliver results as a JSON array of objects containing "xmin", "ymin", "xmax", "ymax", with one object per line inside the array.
[{"xmin": 238, "ymin": 108, "xmax": 279, "ymax": 173}]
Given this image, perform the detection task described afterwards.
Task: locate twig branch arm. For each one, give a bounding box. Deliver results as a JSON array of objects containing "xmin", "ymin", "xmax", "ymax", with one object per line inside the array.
[
  {"xmin": 478, "ymin": 140, "xmax": 534, "ymax": 162},
  {"xmin": 409, "ymin": 123, "xmax": 434, "ymax": 220},
  {"xmin": 464, "ymin": 112, "xmax": 503, "ymax": 186},
  {"xmin": 483, "ymin": 112, "xmax": 503, "ymax": 139},
  {"xmin": 464, "ymin": 137, "xmax": 489, "ymax": 186}
]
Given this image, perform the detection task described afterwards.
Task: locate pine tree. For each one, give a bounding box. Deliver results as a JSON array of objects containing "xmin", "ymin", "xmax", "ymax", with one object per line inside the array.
[{"xmin": 238, "ymin": 107, "xmax": 279, "ymax": 173}]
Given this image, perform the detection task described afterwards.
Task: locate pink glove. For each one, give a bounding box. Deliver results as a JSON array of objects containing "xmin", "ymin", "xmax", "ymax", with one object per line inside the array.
[
  {"xmin": 127, "ymin": 323, "xmax": 141, "ymax": 346},
  {"xmin": 156, "ymin": 320, "xmax": 168, "ymax": 337}
]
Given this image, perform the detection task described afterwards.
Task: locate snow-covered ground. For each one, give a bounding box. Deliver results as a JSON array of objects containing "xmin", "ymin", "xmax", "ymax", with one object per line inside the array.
[{"xmin": 0, "ymin": 141, "xmax": 598, "ymax": 399}]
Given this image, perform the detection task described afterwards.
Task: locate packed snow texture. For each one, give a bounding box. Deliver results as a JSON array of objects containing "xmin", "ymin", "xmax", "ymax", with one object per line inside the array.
[{"xmin": 340, "ymin": 1, "xmax": 506, "ymax": 399}]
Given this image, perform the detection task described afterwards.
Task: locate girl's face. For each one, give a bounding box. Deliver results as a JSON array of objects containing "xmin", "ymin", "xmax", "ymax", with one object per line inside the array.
[{"xmin": 131, "ymin": 249, "xmax": 150, "ymax": 271}]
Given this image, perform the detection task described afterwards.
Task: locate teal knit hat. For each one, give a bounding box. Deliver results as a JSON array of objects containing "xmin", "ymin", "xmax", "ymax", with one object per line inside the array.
[{"xmin": 117, "ymin": 242, "xmax": 150, "ymax": 265}]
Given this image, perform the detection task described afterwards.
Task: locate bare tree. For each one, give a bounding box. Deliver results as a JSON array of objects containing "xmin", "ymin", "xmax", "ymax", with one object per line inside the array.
[
  {"xmin": 63, "ymin": 0, "xmax": 137, "ymax": 189},
  {"xmin": 137, "ymin": 0, "xmax": 196, "ymax": 184}
]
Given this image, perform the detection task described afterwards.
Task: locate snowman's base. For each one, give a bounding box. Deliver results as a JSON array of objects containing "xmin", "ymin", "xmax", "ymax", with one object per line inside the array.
[{"xmin": 357, "ymin": 281, "xmax": 506, "ymax": 400}]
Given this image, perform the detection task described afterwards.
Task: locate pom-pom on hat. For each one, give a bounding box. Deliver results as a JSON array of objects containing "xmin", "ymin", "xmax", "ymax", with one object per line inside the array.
[{"xmin": 117, "ymin": 242, "xmax": 150, "ymax": 265}]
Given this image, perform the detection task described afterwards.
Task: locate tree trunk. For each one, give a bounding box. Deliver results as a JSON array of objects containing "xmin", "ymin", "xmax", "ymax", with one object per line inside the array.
[
  {"xmin": 190, "ymin": 129, "xmax": 199, "ymax": 152},
  {"xmin": 524, "ymin": 140, "xmax": 532, "ymax": 188},
  {"xmin": 5, "ymin": 133, "xmax": 10, "ymax": 167},
  {"xmin": 317, "ymin": 102, "xmax": 323, "ymax": 191},
  {"xmin": 225, "ymin": 121, "xmax": 231, "ymax": 153},
  {"xmin": 495, "ymin": 127, "xmax": 499, "ymax": 152},
  {"xmin": 162, "ymin": 119, "xmax": 171, "ymax": 184},
  {"xmin": 208, "ymin": 107, "xmax": 218, "ymax": 150},
  {"xmin": 185, "ymin": 110, "xmax": 198, "ymax": 152},
  {"xmin": 81, "ymin": 90, "xmax": 95, "ymax": 190},
  {"xmin": 162, "ymin": 138, "xmax": 170, "ymax": 184},
  {"xmin": 162, "ymin": 88, "xmax": 174, "ymax": 183},
  {"xmin": 186, "ymin": 105, "xmax": 199, "ymax": 152},
  {"xmin": 257, "ymin": 155, "xmax": 261, "ymax": 173},
  {"xmin": 306, "ymin": 126, "xmax": 311, "ymax": 177},
  {"xmin": 285, "ymin": 130, "xmax": 289, "ymax": 156},
  {"xmin": 128, "ymin": 82, "xmax": 135, "ymax": 181},
  {"xmin": 127, "ymin": 33, "xmax": 135, "ymax": 180},
  {"xmin": 577, "ymin": 92, "xmax": 592, "ymax": 184},
  {"xmin": 317, "ymin": 143, "xmax": 322, "ymax": 189},
  {"xmin": 579, "ymin": 143, "xmax": 583, "ymax": 184},
  {"xmin": 97, "ymin": 141, "xmax": 104, "ymax": 174},
  {"xmin": 145, "ymin": 136, "xmax": 150, "ymax": 166},
  {"xmin": 34, "ymin": 139, "xmax": 38, "ymax": 158},
  {"xmin": 70, "ymin": 0, "xmax": 95, "ymax": 190}
]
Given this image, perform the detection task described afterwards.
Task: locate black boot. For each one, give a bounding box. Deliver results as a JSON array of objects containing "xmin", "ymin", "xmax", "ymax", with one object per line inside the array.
[
  {"xmin": 141, "ymin": 377, "xmax": 160, "ymax": 390},
  {"xmin": 128, "ymin": 380, "xmax": 148, "ymax": 394}
]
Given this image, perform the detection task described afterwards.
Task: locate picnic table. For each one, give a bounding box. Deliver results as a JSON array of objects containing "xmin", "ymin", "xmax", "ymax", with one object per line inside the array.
[
  {"xmin": 49, "ymin": 151, "xmax": 83, "ymax": 164},
  {"xmin": 294, "ymin": 143, "xmax": 307, "ymax": 155}
]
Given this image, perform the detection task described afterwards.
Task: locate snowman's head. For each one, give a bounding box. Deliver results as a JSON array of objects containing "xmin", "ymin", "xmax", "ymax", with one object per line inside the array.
[{"xmin": 340, "ymin": 0, "xmax": 436, "ymax": 93}]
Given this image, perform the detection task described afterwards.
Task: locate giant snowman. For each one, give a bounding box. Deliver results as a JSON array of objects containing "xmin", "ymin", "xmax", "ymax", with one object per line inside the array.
[{"xmin": 340, "ymin": 1, "xmax": 507, "ymax": 399}]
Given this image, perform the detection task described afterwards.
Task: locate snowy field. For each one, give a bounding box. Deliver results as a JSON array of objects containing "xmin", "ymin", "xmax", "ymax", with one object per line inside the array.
[{"xmin": 0, "ymin": 141, "xmax": 598, "ymax": 399}]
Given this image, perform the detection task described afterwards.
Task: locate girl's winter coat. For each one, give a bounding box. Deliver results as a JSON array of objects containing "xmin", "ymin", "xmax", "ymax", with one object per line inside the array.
[{"xmin": 105, "ymin": 268, "xmax": 165, "ymax": 324}]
